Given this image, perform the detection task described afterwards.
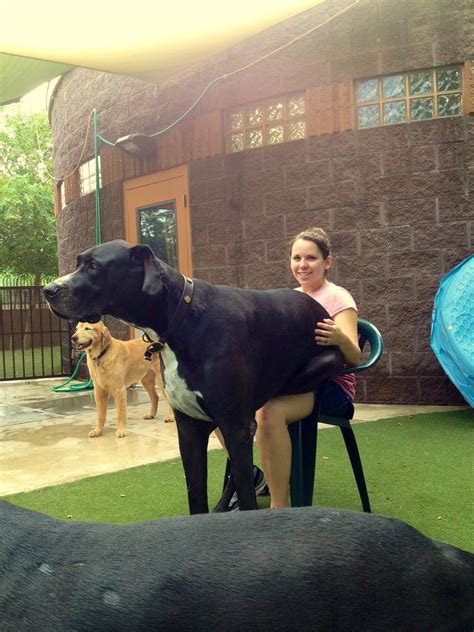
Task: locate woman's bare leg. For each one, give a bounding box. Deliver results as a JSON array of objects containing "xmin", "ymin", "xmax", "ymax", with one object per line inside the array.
[{"xmin": 256, "ymin": 392, "xmax": 314, "ymax": 508}]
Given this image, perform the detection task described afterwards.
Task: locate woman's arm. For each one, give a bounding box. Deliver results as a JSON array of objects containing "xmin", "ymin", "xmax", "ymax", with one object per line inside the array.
[{"xmin": 315, "ymin": 308, "xmax": 361, "ymax": 367}]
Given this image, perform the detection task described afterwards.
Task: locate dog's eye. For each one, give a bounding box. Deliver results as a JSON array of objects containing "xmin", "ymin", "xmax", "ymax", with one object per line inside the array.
[{"xmin": 86, "ymin": 261, "xmax": 99, "ymax": 272}]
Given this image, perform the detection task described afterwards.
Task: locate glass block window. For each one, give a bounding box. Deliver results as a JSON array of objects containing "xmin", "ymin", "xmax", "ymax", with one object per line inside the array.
[
  {"xmin": 59, "ymin": 181, "xmax": 66, "ymax": 210},
  {"xmin": 226, "ymin": 93, "xmax": 306, "ymax": 153},
  {"xmin": 355, "ymin": 66, "xmax": 462, "ymax": 129},
  {"xmin": 79, "ymin": 157, "xmax": 101, "ymax": 196}
]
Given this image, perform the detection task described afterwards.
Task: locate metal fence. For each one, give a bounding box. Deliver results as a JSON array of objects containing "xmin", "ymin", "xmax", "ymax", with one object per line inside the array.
[{"xmin": 0, "ymin": 285, "xmax": 73, "ymax": 380}]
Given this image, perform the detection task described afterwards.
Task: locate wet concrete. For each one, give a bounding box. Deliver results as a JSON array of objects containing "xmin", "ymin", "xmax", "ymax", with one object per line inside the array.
[{"xmin": 0, "ymin": 378, "xmax": 467, "ymax": 496}]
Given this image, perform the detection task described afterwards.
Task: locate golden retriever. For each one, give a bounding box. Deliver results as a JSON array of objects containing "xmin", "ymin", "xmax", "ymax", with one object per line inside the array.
[{"xmin": 72, "ymin": 321, "xmax": 173, "ymax": 438}]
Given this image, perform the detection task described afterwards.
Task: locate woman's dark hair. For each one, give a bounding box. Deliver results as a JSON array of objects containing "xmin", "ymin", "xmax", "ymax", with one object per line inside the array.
[{"xmin": 289, "ymin": 227, "xmax": 332, "ymax": 260}]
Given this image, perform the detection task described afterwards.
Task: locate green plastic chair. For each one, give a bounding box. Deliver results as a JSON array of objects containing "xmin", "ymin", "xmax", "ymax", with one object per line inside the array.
[{"xmin": 288, "ymin": 318, "xmax": 384, "ymax": 512}]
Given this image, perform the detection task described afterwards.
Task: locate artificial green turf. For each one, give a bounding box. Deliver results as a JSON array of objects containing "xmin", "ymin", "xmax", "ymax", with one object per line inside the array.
[{"xmin": 4, "ymin": 409, "xmax": 473, "ymax": 551}]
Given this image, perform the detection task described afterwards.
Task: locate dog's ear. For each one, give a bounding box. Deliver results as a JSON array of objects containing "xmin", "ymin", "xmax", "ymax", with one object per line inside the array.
[
  {"xmin": 129, "ymin": 244, "xmax": 163, "ymax": 295},
  {"xmin": 99, "ymin": 321, "xmax": 112, "ymax": 346}
]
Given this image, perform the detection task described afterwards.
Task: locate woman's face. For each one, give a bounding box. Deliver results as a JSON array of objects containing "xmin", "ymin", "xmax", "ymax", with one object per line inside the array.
[{"xmin": 290, "ymin": 238, "xmax": 332, "ymax": 292}]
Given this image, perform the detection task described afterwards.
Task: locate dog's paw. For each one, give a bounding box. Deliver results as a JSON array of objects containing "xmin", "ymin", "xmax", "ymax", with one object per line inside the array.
[
  {"xmin": 164, "ymin": 414, "xmax": 175, "ymax": 423},
  {"xmin": 89, "ymin": 429, "xmax": 103, "ymax": 438},
  {"xmin": 115, "ymin": 429, "xmax": 127, "ymax": 438},
  {"xmin": 143, "ymin": 413, "xmax": 155, "ymax": 419}
]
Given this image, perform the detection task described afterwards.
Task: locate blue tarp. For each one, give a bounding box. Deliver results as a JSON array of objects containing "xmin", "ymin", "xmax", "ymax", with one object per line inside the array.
[{"xmin": 430, "ymin": 255, "xmax": 474, "ymax": 407}]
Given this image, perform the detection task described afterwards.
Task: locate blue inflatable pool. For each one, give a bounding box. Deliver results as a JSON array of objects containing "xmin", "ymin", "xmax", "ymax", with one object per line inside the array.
[{"xmin": 430, "ymin": 255, "xmax": 474, "ymax": 407}]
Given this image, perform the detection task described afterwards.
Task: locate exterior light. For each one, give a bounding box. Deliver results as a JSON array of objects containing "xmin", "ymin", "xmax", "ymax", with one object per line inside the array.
[{"xmin": 114, "ymin": 133, "xmax": 155, "ymax": 156}]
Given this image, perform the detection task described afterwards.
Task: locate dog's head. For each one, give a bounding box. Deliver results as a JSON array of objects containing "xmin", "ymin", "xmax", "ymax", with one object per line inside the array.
[
  {"xmin": 72, "ymin": 321, "xmax": 112, "ymax": 353},
  {"xmin": 43, "ymin": 240, "xmax": 165, "ymax": 323}
]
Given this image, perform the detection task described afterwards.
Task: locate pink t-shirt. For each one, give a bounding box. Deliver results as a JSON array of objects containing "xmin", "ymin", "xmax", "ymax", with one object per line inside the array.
[{"xmin": 296, "ymin": 281, "xmax": 358, "ymax": 400}]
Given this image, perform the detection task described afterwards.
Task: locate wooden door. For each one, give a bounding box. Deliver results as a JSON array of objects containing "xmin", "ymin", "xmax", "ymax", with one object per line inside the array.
[{"xmin": 123, "ymin": 165, "xmax": 192, "ymax": 276}]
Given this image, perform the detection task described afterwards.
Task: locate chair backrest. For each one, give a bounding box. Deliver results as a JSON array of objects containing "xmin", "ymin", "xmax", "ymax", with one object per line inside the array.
[{"xmin": 340, "ymin": 318, "xmax": 384, "ymax": 375}]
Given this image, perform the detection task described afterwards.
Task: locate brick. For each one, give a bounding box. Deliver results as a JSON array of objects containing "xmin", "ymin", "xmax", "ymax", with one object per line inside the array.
[
  {"xmin": 363, "ymin": 276, "xmax": 415, "ymax": 304},
  {"xmin": 244, "ymin": 215, "xmax": 285, "ymax": 241},
  {"xmin": 241, "ymin": 168, "xmax": 286, "ymax": 197},
  {"xmin": 357, "ymin": 125, "xmax": 409, "ymax": 152},
  {"xmin": 381, "ymin": 43, "xmax": 434, "ymax": 74},
  {"xmin": 266, "ymin": 239, "xmax": 291, "ymax": 263},
  {"xmin": 285, "ymin": 161, "xmax": 331, "ymax": 187},
  {"xmin": 245, "ymin": 262, "xmax": 291, "ymax": 290},
  {"xmin": 384, "ymin": 198, "xmax": 436, "ymax": 225},
  {"xmin": 191, "ymin": 201, "xmax": 227, "ymax": 224},
  {"xmin": 390, "ymin": 352, "xmax": 445, "ymax": 377},
  {"xmin": 387, "ymin": 301, "xmax": 433, "ymax": 327},
  {"xmin": 189, "ymin": 224, "xmax": 208, "ymax": 247},
  {"xmin": 414, "ymin": 220, "xmax": 468, "ymax": 250},
  {"xmin": 308, "ymin": 180, "xmax": 356, "ymax": 208},
  {"xmin": 227, "ymin": 195, "xmax": 265, "ymax": 218},
  {"xmin": 418, "ymin": 378, "xmax": 467, "ymax": 405},
  {"xmin": 192, "ymin": 244, "xmax": 226, "ymax": 267},
  {"xmin": 409, "ymin": 145, "xmax": 437, "ymax": 173},
  {"xmin": 209, "ymin": 266, "xmax": 246, "ymax": 287},
  {"xmin": 208, "ymin": 221, "xmax": 244, "ymax": 244},
  {"xmin": 410, "ymin": 170, "xmax": 465, "ymax": 198},
  {"xmin": 306, "ymin": 134, "xmax": 333, "ymax": 161},
  {"xmin": 443, "ymin": 248, "xmax": 474, "ymax": 273},
  {"xmin": 406, "ymin": 14, "xmax": 463, "ymax": 45},
  {"xmin": 365, "ymin": 226, "xmax": 413, "ymax": 252},
  {"xmin": 387, "ymin": 250, "xmax": 444, "ymax": 276},
  {"xmin": 264, "ymin": 188, "xmax": 306, "ymax": 216},
  {"xmin": 437, "ymin": 143, "xmax": 467, "ymax": 171},
  {"xmin": 382, "ymin": 149, "xmax": 411, "ymax": 176},
  {"xmin": 358, "ymin": 175, "xmax": 410, "ymax": 202},
  {"xmin": 414, "ymin": 275, "xmax": 443, "ymax": 302},
  {"xmin": 438, "ymin": 195, "xmax": 474, "ymax": 221},
  {"xmin": 285, "ymin": 210, "xmax": 332, "ymax": 238},
  {"xmin": 332, "ymin": 204, "xmax": 383, "ymax": 230},
  {"xmin": 336, "ymin": 254, "xmax": 386, "ymax": 278},
  {"xmin": 207, "ymin": 175, "xmax": 241, "ymax": 201},
  {"xmin": 224, "ymin": 149, "xmax": 264, "ymax": 175},
  {"xmin": 227, "ymin": 241, "xmax": 266, "ymax": 267},
  {"xmin": 190, "ymin": 155, "xmax": 226, "ymax": 183},
  {"xmin": 263, "ymin": 140, "xmax": 306, "ymax": 171},
  {"xmin": 363, "ymin": 377, "xmax": 420, "ymax": 404},
  {"xmin": 329, "ymin": 230, "xmax": 359, "ymax": 256},
  {"xmin": 409, "ymin": 118, "xmax": 466, "ymax": 146}
]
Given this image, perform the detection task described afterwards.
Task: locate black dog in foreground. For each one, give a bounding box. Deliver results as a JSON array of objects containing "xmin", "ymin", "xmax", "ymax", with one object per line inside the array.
[
  {"xmin": 44, "ymin": 240, "xmax": 343, "ymax": 514},
  {"xmin": 1, "ymin": 501, "xmax": 473, "ymax": 631}
]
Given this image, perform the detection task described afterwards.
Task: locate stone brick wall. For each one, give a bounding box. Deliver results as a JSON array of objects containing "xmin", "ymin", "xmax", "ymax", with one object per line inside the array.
[
  {"xmin": 188, "ymin": 117, "xmax": 471, "ymax": 406},
  {"xmin": 49, "ymin": 0, "xmax": 473, "ymax": 404}
]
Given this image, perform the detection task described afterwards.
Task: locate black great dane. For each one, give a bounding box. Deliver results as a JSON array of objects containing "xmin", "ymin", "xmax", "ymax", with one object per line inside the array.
[
  {"xmin": 44, "ymin": 239, "xmax": 343, "ymax": 514},
  {"xmin": 2, "ymin": 500, "xmax": 474, "ymax": 631}
]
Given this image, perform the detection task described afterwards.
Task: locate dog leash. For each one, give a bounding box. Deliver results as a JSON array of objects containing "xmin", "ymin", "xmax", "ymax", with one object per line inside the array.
[{"xmin": 143, "ymin": 276, "xmax": 194, "ymax": 360}]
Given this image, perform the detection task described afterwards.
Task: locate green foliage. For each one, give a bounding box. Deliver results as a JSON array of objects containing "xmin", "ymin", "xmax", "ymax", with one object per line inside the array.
[{"xmin": 0, "ymin": 110, "xmax": 58, "ymax": 283}]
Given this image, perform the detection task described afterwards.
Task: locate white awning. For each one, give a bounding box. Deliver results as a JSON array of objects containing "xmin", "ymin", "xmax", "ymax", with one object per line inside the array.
[{"xmin": 0, "ymin": 0, "xmax": 325, "ymax": 105}]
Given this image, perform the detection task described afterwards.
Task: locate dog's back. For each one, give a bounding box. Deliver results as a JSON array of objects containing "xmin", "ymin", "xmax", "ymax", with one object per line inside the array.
[{"xmin": 2, "ymin": 501, "xmax": 472, "ymax": 631}]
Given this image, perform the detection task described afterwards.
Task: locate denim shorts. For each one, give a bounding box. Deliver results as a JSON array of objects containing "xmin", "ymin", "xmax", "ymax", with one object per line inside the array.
[{"xmin": 315, "ymin": 380, "xmax": 354, "ymax": 418}]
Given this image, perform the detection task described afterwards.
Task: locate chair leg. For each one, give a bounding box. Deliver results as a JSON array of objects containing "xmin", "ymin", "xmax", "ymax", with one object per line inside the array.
[
  {"xmin": 339, "ymin": 425, "xmax": 371, "ymax": 513},
  {"xmin": 223, "ymin": 458, "xmax": 232, "ymax": 493},
  {"xmin": 289, "ymin": 416, "xmax": 318, "ymax": 507}
]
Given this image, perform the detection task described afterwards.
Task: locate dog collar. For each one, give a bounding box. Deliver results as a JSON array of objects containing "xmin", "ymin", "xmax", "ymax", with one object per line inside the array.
[
  {"xmin": 92, "ymin": 345, "xmax": 110, "ymax": 362},
  {"xmin": 143, "ymin": 276, "xmax": 194, "ymax": 360}
]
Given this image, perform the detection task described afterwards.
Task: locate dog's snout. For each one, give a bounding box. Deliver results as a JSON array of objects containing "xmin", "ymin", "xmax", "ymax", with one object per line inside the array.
[
  {"xmin": 43, "ymin": 283, "xmax": 61, "ymax": 299},
  {"xmin": 72, "ymin": 334, "xmax": 78, "ymax": 342}
]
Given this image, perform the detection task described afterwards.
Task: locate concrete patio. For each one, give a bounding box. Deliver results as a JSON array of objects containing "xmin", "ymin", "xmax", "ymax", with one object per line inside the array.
[{"xmin": 0, "ymin": 378, "xmax": 467, "ymax": 496}]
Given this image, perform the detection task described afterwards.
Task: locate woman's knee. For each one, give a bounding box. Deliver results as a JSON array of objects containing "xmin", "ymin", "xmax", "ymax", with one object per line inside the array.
[{"xmin": 256, "ymin": 399, "xmax": 285, "ymax": 430}]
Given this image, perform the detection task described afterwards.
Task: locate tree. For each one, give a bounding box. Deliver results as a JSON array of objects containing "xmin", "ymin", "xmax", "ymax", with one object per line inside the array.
[{"xmin": 0, "ymin": 110, "xmax": 58, "ymax": 284}]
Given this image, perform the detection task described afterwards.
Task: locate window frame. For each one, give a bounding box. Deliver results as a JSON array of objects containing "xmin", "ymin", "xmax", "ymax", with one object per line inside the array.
[
  {"xmin": 79, "ymin": 156, "xmax": 102, "ymax": 196},
  {"xmin": 355, "ymin": 66, "xmax": 463, "ymax": 129},
  {"xmin": 225, "ymin": 92, "xmax": 307, "ymax": 153}
]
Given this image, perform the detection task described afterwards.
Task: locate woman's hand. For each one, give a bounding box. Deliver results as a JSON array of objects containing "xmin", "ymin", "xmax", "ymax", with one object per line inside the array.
[{"xmin": 315, "ymin": 318, "xmax": 344, "ymax": 347}]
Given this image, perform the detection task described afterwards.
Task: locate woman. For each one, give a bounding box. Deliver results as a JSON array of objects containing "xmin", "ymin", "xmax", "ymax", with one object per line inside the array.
[{"xmin": 256, "ymin": 227, "xmax": 361, "ymax": 508}]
